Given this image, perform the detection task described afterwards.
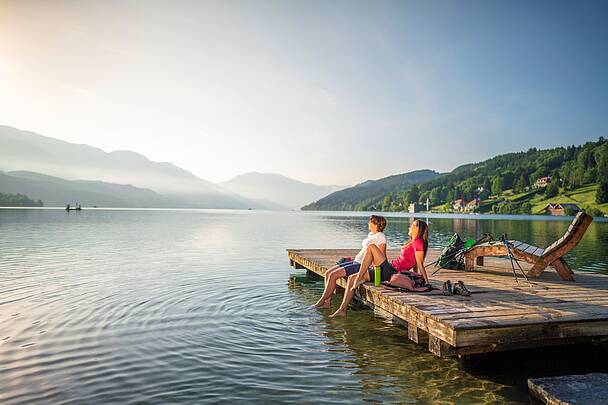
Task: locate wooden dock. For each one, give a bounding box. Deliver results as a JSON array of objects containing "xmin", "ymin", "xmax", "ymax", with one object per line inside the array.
[{"xmin": 288, "ymin": 248, "xmax": 608, "ymax": 358}]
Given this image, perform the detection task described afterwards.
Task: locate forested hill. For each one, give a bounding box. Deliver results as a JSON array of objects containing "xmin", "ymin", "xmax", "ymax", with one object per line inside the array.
[
  {"xmin": 302, "ymin": 138, "xmax": 608, "ymax": 214},
  {"xmin": 302, "ymin": 169, "xmax": 440, "ymax": 211},
  {"xmin": 0, "ymin": 192, "xmax": 43, "ymax": 207}
]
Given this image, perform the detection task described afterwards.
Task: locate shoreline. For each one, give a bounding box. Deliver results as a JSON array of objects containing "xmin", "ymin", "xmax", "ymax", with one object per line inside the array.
[{"xmin": 1, "ymin": 206, "xmax": 607, "ymax": 222}]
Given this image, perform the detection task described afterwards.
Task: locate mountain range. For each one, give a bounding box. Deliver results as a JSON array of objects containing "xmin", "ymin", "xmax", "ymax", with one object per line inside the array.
[
  {"xmin": 219, "ymin": 172, "xmax": 343, "ymax": 210},
  {"xmin": 0, "ymin": 125, "xmax": 343, "ymax": 209},
  {"xmin": 305, "ymin": 138, "xmax": 608, "ymax": 215},
  {"xmin": 302, "ymin": 170, "xmax": 441, "ymax": 211}
]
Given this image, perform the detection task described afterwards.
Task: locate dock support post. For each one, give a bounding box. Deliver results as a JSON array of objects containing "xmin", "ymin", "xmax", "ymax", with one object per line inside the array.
[
  {"xmin": 429, "ymin": 335, "xmax": 455, "ymax": 358},
  {"xmin": 408, "ymin": 324, "xmax": 428, "ymax": 344}
]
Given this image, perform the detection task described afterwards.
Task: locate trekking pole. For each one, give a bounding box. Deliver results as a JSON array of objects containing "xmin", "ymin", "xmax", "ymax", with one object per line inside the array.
[
  {"xmin": 512, "ymin": 254, "xmax": 532, "ymax": 286},
  {"xmin": 500, "ymin": 234, "xmax": 519, "ymax": 283},
  {"xmin": 501, "ymin": 235, "xmax": 532, "ymax": 286}
]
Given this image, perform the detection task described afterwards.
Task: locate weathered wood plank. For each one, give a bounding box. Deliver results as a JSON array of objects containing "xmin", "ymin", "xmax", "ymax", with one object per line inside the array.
[{"xmin": 288, "ymin": 248, "xmax": 608, "ymax": 357}]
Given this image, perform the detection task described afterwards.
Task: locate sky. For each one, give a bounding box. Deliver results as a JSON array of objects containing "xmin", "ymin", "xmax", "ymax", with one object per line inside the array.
[{"xmin": 1, "ymin": 0, "xmax": 607, "ymax": 186}]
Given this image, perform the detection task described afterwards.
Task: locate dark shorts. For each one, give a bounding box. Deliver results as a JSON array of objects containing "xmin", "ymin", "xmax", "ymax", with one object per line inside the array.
[
  {"xmin": 367, "ymin": 260, "xmax": 396, "ymax": 284},
  {"xmin": 339, "ymin": 261, "xmax": 362, "ymax": 277}
]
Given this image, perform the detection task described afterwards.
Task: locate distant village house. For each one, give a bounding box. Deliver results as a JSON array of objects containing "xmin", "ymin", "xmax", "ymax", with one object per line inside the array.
[
  {"xmin": 464, "ymin": 198, "xmax": 480, "ymax": 212},
  {"xmin": 544, "ymin": 203, "xmax": 580, "ymax": 216},
  {"xmin": 452, "ymin": 199, "xmax": 465, "ymax": 212},
  {"xmin": 534, "ymin": 176, "xmax": 551, "ymax": 188},
  {"xmin": 451, "ymin": 198, "xmax": 481, "ymax": 213}
]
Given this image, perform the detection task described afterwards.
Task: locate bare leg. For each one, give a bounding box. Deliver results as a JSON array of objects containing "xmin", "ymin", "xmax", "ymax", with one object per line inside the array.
[
  {"xmin": 324, "ymin": 265, "xmax": 342, "ymax": 288},
  {"xmin": 313, "ymin": 267, "xmax": 346, "ymax": 308},
  {"xmin": 330, "ymin": 246, "xmax": 388, "ymax": 317},
  {"xmin": 359, "ymin": 244, "xmax": 387, "ymax": 271},
  {"xmin": 330, "ymin": 271, "xmax": 370, "ymax": 317}
]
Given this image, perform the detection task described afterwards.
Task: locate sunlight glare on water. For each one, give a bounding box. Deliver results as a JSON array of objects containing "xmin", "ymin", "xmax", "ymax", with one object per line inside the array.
[{"xmin": 1, "ymin": 209, "xmax": 607, "ymax": 404}]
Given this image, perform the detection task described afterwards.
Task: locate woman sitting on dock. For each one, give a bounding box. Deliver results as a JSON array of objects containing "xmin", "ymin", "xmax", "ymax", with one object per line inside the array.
[
  {"xmin": 312, "ymin": 215, "xmax": 387, "ymax": 309},
  {"xmin": 330, "ymin": 219, "xmax": 429, "ymax": 317}
]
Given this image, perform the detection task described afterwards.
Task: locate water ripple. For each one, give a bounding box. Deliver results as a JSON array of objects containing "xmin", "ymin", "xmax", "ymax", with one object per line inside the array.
[{"xmin": 2, "ymin": 209, "xmax": 607, "ymax": 403}]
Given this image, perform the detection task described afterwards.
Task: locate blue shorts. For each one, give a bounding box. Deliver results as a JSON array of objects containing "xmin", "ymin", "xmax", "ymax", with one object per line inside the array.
[{"xmin": 338, "ymin": 261, "xmax": 362, "ymax": 277}]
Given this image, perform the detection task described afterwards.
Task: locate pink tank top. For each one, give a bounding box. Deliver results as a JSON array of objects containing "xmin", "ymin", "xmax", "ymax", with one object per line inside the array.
[{"xmin": 391, "ymin": 238, "xmax": 424, "ymax": 271}]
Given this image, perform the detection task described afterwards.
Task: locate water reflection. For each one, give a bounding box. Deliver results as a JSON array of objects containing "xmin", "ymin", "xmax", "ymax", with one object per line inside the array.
[
  {"xmin": 1, "ymin": 209, "xmax": 607, "ymax": 404},
  {"xmin": 288, "ymin": 273, "xmax": 526, "ymax": 404}
]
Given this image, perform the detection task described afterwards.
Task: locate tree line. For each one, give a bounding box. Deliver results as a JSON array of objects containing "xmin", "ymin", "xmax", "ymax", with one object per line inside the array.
[
  {"xmin": 380, "ymin": 137, "xmax": 608, "ymax": 213},
  {"xmin": 0, "ymin": 193, "xmax": 44, "ymax": 207},
  {"xmin": 308, "ymin": 138, "xmax": 608, "ymax": 213}
]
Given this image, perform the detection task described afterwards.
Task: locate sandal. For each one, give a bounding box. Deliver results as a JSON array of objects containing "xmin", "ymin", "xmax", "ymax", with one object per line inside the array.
[
  {"xmin": 453, "ymin": 280, "xmax": 471, "ymax": 296},
  {"xmin": 442, "ymin": 280, "xmax": 453, "ymax": 296}
]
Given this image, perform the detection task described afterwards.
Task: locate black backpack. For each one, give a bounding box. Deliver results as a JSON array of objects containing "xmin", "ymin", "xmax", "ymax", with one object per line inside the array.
[{"xmin": 437, "ymin": 233, "xmax": 465, "ymax": 270}]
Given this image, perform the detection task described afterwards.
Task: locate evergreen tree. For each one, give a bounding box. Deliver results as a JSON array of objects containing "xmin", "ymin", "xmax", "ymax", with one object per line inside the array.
[
  {"xmin": 491, "ymin": 177, "xmax": 503, "ymax": 196},
  {"xmin": 382, "ymin": 195, "xmax": 392, "ymax": 211},
  {"xmin": 597, "ymin": 179, "xmax": 608, "ymax": 204},
  {"xmin": 514, "ymin": 174, "xmax": 527, "ymax": 193},
  {"xmin": 453, "ymin": 185, "xmax": 462, "ymax": 200},
  {"xmin": 502, "ymin": 171, "xmax": 515, "ymax": 190},
  {"xmin": 595, "ymin": 142, "xmax": 608, "ymax": 177},
  {"xmin": 0, "ymin": 193, "xmax": 43, "ymax": 207},
  {"xmin": 545, "ymin": 180, "xmax": 559, "ymax": 198},
  {"xmin": 482, "ymin": 177, "xmax": 492, "ymax": 193},
  {"xmin": 406, "ymin": 184, "xmax": 420, "ymax": 204},
  {"xmin": 462, "ymin": 184, "xmax": 475, "ymax": 201},
  {"xmin": 429, "ymin": 187, "xmax": 440, "ymax": 205},
  {"xmin": 446, "ymin": 190, "xmax": 455, "ymax": 203}
]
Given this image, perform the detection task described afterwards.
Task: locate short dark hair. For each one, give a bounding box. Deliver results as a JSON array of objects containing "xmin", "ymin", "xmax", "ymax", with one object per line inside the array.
[{"xmin": 370, "ymin": 215, "xmax": 387, "ymax": 232}]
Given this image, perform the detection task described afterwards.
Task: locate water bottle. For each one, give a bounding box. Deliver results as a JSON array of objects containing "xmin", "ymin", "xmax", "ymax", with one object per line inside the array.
[{"xmin": 374, "ymin": 266, "xmax": 381, "ymax": 287}]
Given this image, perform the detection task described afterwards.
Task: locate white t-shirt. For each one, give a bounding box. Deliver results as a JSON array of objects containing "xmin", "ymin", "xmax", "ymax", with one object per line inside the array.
[{"xmin": 354, "ymin": 231, "xmax": 387, "ymax": 263}]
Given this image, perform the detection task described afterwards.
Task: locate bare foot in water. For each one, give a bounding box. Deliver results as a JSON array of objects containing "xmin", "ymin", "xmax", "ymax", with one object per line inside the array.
[
  {"xmin": 312, "ymin": 299, "xmax": 331, "ymax": 309},
  {"xmin": 329, "ymin": 309, "xmax": 347, "ymax": 318}
]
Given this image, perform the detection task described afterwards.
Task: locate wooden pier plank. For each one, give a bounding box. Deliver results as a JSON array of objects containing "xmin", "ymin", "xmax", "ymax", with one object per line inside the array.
[{"xmin": 287, "ymin": 248, "xmax": 608, "ymax": 357}]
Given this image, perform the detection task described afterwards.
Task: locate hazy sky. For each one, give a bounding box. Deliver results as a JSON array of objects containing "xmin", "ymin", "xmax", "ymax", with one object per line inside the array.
[{"xmin": 1, "ymin": 0, "xmax": 607, "ymax": 185}]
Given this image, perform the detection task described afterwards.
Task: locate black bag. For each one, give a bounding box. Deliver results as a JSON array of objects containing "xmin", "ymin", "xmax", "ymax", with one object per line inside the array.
[
  {"xmin": 381, "ymin": 271, "xmax": 432, "ymax": 292},
  {"xmin": 438, "ymin": 233, "xmax": 465, "ymax": 270}
]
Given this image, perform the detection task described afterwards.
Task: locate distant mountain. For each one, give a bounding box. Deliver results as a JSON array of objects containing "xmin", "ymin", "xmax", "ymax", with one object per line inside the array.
[
  {"xmin": 0, "ymin": 125, "xmax": 265, "ymax": 209},
  {"xmin": 303, "ymin": 138, "xmax": 608, "ymax": 216},
  {"xmin": 392, "ymin": 138, "xmax": 608, "ymax": 215},
  {"xmin": 219, "ymin": 172, "xmax": 344, "ymax": 210},
  {"xmin": 302, "ymin": 169, "xmax": 440, "ymax": 211},
  {"xmin": 0, "ymin": 171, "xmax": 178, "ymax": 207}
]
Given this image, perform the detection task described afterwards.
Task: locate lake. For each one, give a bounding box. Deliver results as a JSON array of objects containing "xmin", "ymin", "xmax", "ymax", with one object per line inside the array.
[{"xmin": 1, "ymin": 209, "xmax": 607, "ymax": 404}]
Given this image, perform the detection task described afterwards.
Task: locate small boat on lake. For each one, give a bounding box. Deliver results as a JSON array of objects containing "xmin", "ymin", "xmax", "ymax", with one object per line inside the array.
[{"xmin": 65, "ymin": 203, "xmax": 82, "ymax": 211}]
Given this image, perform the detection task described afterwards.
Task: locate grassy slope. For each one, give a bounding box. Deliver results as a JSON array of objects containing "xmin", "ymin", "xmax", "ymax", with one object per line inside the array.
[
  {"xmin": 430, "ymin": 183, "xmax": 607, "ymax": 215},
  {"xmin": 530, "ymin": 184, "xmax": 608, "ymax": 214}
]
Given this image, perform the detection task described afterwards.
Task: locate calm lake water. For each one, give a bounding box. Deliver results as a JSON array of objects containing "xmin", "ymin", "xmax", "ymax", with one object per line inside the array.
[{"xmin": 1, "ymin": 209, "xmax": 608, "ymax": 404}]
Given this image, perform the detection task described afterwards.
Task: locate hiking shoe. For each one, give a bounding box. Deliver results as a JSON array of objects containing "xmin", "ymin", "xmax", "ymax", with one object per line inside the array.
[
  {"xmin": 442, "ymin": 280, "xmax": 453, "ymax": 296},
  {"xmin": 453, "ymin": 280, "xmax": 471, "ymax": 297}
]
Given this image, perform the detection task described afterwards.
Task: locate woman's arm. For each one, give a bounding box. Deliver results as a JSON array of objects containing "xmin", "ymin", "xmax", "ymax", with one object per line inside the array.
[
  {"xmin": 378, "ymin": 243, "xmax": 387, "ymax": 258},
  {"xmin": 415, "ymin": 251, "xmax": 428, "ymax": 283}
]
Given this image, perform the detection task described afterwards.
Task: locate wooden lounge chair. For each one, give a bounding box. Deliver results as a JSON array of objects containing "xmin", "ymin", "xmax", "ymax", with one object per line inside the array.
[{"xmin": 464, "ymin": 212, "xmax": 593, "ymax": 281}]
